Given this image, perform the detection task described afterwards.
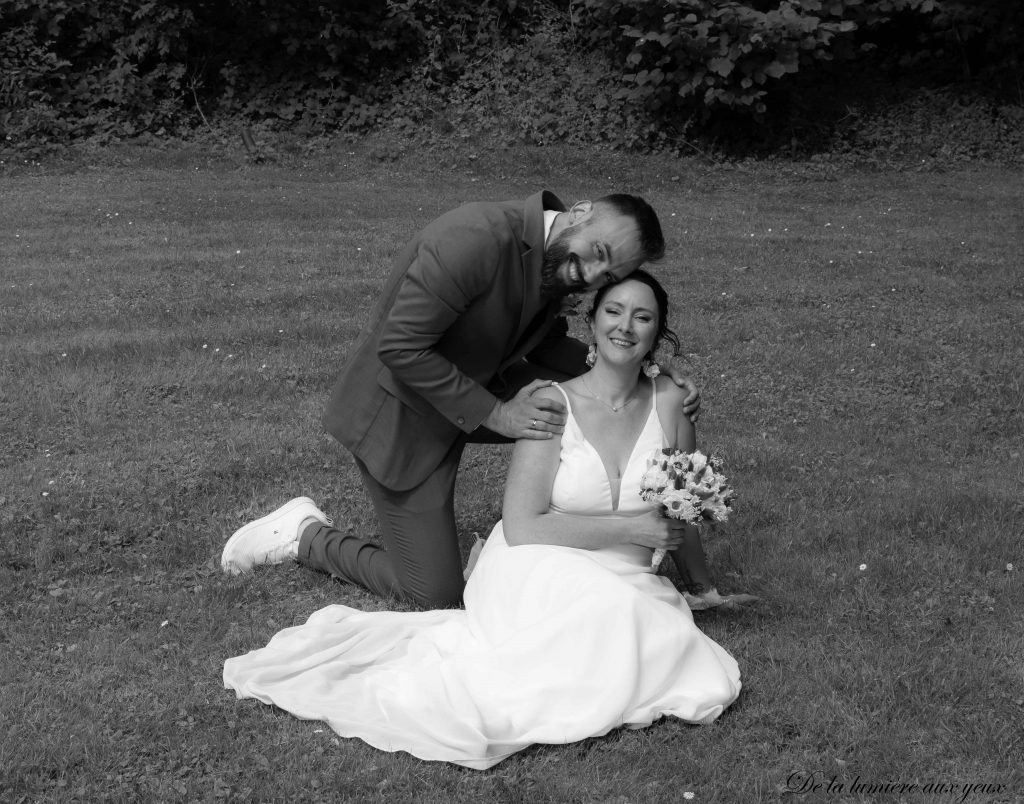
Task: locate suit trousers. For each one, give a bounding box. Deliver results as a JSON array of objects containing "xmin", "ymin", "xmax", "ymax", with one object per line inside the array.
[
  {"xmin": 298, "ymin": 442, "xmax": 466, "ymax": 608},
  {"xmin": 298, "ymin": 360, "xmax": 576, "ymax": 608}
]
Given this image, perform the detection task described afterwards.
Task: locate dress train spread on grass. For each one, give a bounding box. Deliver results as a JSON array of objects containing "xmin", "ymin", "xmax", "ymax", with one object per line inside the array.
[{"xmin": 224, "ymin": 383, "xmax": 741, "ymax": 768}]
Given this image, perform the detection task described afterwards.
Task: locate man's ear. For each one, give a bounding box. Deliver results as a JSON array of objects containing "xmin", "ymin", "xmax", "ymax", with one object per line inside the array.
[{"xmin": 567, "ymin": 200, "xmax": 593, "ymax": 224}]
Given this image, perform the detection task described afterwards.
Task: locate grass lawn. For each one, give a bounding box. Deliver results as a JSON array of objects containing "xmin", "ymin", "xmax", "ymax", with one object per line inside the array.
[{"xmin": 1, "ymin": 140, "xmax": 1022, "ymax": 803}]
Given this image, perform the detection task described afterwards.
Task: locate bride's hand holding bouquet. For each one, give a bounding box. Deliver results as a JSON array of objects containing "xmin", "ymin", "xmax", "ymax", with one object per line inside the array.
[
  {"xmin": 640, "ymin": 448, "xmax": 735, "ymax": 566},
  {"xmin": 639, "ymin": 448, "xmax": 756, "ymax": 610}
]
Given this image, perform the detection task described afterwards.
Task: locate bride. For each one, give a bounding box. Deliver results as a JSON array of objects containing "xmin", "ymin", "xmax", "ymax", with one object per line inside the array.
[{"xmin": 224, "ymin": 270, "xmax": 741, "ymax": 769}]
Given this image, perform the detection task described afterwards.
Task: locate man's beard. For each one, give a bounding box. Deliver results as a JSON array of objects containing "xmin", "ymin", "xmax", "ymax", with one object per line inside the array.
[{"xmin": 540, "ymin": 230, "xmax": 588, "ymax": 300}]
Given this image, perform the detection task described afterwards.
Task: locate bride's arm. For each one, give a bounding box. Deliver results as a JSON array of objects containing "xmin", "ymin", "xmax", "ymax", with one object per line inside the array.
[
  {"xmin": 657, "ymin": 375, "xmax": 717, "ymax": 588},
  {"xmin": 501, "ymin": 436, "xmax": 628, "ymax": 548},
  {"xmin": 656, "ymin": 374, "xmax": 696, "ymax": 452},
  {"xmin": 502, "ymin": 388, "xmax": 685, "ymax": 550}
]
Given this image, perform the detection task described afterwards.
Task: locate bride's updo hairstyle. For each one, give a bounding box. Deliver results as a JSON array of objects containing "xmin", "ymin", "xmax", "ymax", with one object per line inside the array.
[{"xmin": 586, "ymin": 269, "xmax": 681, "ymax": 358}]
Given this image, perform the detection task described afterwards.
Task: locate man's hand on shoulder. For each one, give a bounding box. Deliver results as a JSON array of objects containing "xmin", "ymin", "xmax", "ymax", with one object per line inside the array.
[
  {"xmin": 483, "ymin": 380, "xmax": 568, "ymax": 440},
  {"xmin": 658, "ymin": 364, "xmax": 701, "ymax": 423}
]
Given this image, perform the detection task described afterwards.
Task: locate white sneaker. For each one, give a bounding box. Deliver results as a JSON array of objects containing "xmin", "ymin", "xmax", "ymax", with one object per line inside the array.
[{"xmin": 221, "ymin": 497, "xmax": 332, "ymax": 575}]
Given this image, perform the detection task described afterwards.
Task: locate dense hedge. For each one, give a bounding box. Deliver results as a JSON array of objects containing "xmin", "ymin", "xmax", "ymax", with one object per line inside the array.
[{"xmin": 1, "ymin": 0, "xmax": 1021, "ymax": 157}]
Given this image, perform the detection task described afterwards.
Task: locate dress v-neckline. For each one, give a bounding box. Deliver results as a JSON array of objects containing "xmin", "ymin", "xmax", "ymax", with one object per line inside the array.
[{"xmin": 559, "ymin": 381, "xmax": 662, "ymax": 512}]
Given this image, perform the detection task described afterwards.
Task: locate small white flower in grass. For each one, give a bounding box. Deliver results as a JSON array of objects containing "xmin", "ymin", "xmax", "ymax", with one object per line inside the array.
[
  {"xmin": 859, "ymin": 563, "xmax": 867, "ymax": 571},
  {"xmin": 42, "ymin": 492, "xmax": 49, "ymax": 497},
  {"xmin": 684, "ymin": 793, "xmax": 695, "ymax": 800},
  {"xmin": 870, "ymin": 343, "xmax": 876, "ymax": 348},
  {"xmin": 160, "ymin": 620, "xmax": 169, "ymax": 628},
  {"xmin": 236, "ymin": 250, "xmax": 241, "ymax": 254},
  {"xmin": 1007, "ymin": 563, "xmax": 1014, "ymax": 572},
  {"xmin": 203, "ymin": 344, "xmax": 208, "ymax": 349}
]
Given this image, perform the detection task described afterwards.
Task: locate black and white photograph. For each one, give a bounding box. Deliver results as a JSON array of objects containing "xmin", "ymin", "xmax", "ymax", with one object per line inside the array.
[{"xmin": 2, "ymin": 1, "xmax": 1021, "ymax": 800}]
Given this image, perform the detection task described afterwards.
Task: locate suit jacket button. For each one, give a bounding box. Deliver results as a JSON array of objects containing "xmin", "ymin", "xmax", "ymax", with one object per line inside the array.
[{"xmin": 456, "ymin": 417, "xmax": 466, "ymax": 425}]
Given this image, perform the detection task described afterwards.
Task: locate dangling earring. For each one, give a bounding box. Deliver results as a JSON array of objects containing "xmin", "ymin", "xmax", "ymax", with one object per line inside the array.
[
  {"xmin": 641, "ymin": 356, "xmax": 660, "ymax": 378},
  {"xmin": 586, "ymin": 344, "xmax": 597, "ymax": 367}
]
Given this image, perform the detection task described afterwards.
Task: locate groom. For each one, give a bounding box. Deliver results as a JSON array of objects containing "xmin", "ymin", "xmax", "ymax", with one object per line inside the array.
[{"xmin": 221, "ymin": 190, "xmax": 699, "ymax": 607}]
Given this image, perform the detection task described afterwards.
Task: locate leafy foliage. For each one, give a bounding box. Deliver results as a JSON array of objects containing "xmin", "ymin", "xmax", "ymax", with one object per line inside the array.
[
  {"xmin": 383, "ymin": 7, "xmax": 675, "ymax": 153},
  {"xmin": 0, "ymin": 0, "xmax": 1020, "ymax": 156},
  {"xmin": 579, "ymin": 0, "xmax": 856, "ymax": 117},
  {"xmin": 831, "ymin": 87, "xmax": 1024, "ymax": 163},
  {"xmin": 0, "ymin": 0, "xmax": 201, "ymax": 144},
  {"xmin": 576, "ymin": 0, "xmax": 1024, "ymax": 117}
]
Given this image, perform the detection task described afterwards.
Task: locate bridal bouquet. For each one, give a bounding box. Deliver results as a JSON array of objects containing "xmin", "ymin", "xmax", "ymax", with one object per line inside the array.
[{"xmin": 639, "ymin": 448, "xmax": 735, "ymax": 569}]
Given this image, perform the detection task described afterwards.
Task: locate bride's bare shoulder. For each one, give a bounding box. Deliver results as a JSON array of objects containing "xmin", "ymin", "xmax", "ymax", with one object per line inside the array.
[
  {"xmin": 654, "ymin": 373, "xmax": 688, "ymax": 405},
  {"xmin": 559, "ymin": 376, "xmax": 585, "ymax": 392},
  {"xmin": 533, "ymin": 382, "xmax": 568, "ymax": 404},
  {"xmin": 654, "ymin": 374, "xmax": 691, "ymax": 440}
]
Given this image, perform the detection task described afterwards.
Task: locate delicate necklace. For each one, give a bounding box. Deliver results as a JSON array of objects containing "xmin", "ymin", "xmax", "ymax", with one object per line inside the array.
[{"xmin": 581, "ymin": 374, "xmax": 637, "ymax": 413}]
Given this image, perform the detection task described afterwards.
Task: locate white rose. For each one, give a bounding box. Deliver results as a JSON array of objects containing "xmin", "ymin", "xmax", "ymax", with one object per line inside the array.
[
  {"xmin": 660, "ymin": 488, "xmax": 701, "ymax": 522},
  {"xmin": 641, "ymin": 467, "xmax": 671, "ymax": 492}
]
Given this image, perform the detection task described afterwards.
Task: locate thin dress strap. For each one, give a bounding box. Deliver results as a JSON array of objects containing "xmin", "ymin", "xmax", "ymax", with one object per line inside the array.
[
  {"xmin": 649, "ymin": 376, "xmax": 672, "ymax": 447},
  {"xmin": 552, "ymin": 382, "xmax": 573, "ymax": 417}
]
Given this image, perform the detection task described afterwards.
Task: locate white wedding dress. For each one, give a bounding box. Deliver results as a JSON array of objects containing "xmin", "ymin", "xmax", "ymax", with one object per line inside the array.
[{"xmin": 224, "ymin": 383, "xmax": 741, "ymax": 769}]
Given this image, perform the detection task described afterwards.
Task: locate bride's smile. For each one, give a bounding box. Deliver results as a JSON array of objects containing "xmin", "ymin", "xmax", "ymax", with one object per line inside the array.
[{"xmin": 591, "ymin": 281, "xmax": 659, "ymax": 365}]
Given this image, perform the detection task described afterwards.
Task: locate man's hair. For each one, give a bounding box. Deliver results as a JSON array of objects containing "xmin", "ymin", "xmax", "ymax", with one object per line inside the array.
[{"xmin": 593, "ymin": 194, "xmax": 665, "ymax": 264}]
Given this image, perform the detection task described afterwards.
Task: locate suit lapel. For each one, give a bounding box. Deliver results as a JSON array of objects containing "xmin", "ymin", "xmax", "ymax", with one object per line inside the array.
[{"xmin": 501, "ymin": 190, "xmax": 565, "ymax": 371}]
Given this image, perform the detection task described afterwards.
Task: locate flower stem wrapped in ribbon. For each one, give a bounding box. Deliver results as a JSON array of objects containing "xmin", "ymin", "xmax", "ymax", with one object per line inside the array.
[{"xmin": 639, "ymin": 448, "xmax": 735, "ymax": 569}]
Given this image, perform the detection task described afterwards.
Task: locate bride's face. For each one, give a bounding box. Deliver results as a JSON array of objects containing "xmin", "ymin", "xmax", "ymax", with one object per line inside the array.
[{"xmin": 589, "ymin": 280, "xmax": 659, "ymax": 368}]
